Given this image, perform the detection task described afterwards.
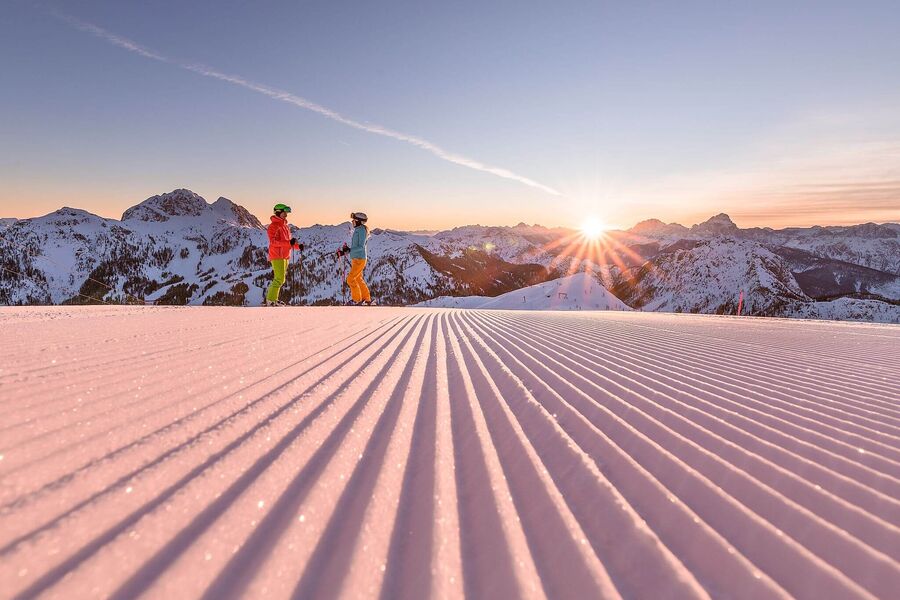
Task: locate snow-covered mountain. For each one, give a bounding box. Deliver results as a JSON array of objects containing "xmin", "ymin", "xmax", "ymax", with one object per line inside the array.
[
  {"xmin": 609, "ymin": 239, "xmax": 805, "ymax": 315},
  {"xmin": 1, "ymin": 191, "xmax": 897, "ymax": 322},
  {"xmin": 597, "ymin": 213, "xmax": 900, "ymax": 322},
  {"xmin": 624, "ymin": 214, "xmax": 900, "ymax": 275},
  {"xmin": 0, "ymin": 191, "xmax": 275, "ymax": 306},
  {"xmin": 772, "ymin": 246, "xmax": 900, "ymax": 300},
  {"xmin": 606, "ymin": 238, "xmax": 899, "ymax": 322},
  {"xmin": 0, "ymin": 190, "xmax": 557, "ymax": 307},
  {"xmin": 690, "ymin": 213, "xmax": 740, "ymax": 236},
  {"xmin": 431, "ymin": 223, "xmax": 574, "ymax": 267},
  {"xmin": 760, "ymin": 224, "xmax": 900, "ymax": 275},
  {"xmin": 628, "ymin": 218, "xmax": 690, "ymax": 238},
  {"xmin": 122, "ymin": 190, "xmax": 263, "ymax": 229},
  {"xmin": 418, "ymin": 271, "xmax": 631, "ymax": 311},
  {"xmin": 781, "ymin": 297, "xmax": 900, "ymax": 323}
]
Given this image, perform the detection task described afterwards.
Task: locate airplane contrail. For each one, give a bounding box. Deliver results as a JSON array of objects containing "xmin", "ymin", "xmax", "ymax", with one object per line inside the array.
[{"xmin": 54, "ymin": 11, "xmax": 561, "ymax": 196}]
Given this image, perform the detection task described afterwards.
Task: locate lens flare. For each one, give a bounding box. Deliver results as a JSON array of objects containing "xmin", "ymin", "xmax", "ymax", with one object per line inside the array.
[{"xmin": 580, "ymin": 217, "xmax": 606, "ymax": 239}]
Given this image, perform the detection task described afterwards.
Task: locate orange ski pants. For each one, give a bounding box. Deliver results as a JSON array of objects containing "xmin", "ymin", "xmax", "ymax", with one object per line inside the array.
[{"xmin": 347, "ymin": 258, "xmax": 371, "ymax": 303}]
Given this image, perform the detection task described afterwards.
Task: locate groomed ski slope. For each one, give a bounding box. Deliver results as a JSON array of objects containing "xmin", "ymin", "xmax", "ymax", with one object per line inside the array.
[{"xmin": 0, "ymin": 306, "xmax": 898, "ymax": 599}]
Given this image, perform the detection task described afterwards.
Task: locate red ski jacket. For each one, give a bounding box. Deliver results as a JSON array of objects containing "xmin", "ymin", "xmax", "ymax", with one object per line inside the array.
[{"xmin": 267, "ymin": 215, "xmax": 301, "ymax": 260}]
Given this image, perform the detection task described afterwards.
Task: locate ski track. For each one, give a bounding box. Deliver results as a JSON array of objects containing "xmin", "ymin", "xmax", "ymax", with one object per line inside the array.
[{"xmin": 0, "ymin": 306, "xmax": 898, "ymax": 599}]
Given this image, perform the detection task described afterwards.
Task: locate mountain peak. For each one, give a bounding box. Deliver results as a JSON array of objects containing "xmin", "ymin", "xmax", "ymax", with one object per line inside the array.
[
  {"xmin": 39, "ymin": 207, "xmax": 107, "ymax": 224},
  {"xmin": 119, "ymin": 190, "xmax": 263, "ymax": 229},
  {"xmin": 692, "ymin": 213, "xmax": 738, "ymax": 234},
  {"xmin": 55, "ymin": 207, "xmax": 97, "ymax": 218},
  {"xmin": 211, "ymin": 197, "xmax": 263, "ymax": 229},
  {"xmin": 628, "ymin": 218, "xmax": 689, "ymax": 237},
  {"xmin": 122, "ymin": 189, "xmax": 208, "ymax": 222}
]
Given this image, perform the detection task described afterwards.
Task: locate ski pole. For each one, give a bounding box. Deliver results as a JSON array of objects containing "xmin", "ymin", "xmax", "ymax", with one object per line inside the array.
[{"xmin": 341, "ymin": 255, "xmax": 347, "ymax": 305}]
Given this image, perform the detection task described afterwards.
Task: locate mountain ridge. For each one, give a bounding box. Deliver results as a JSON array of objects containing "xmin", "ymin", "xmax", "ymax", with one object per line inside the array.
[{"xmin": 1, "ymin": 189, "xmax": 898, "ymax": 322}]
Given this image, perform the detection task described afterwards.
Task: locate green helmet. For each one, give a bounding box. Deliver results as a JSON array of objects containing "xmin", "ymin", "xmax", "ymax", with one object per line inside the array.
[{"xmin": 273, "ymin": 203, "xmax": 292, "ymax": 213}]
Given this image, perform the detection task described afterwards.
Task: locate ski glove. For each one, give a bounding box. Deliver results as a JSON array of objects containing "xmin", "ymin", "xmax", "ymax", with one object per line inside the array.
[{"xmin": 289, "ymin": 238, "xmax": 305, "ymax": 251}]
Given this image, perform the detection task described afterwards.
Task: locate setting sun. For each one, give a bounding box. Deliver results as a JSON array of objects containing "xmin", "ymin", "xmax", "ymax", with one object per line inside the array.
[{"xmin": 580, "ymin": 217, "xmax": 606, "ymax": 239}]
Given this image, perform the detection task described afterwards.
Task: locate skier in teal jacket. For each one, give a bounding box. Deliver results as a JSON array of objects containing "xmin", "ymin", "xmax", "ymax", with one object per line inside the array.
[{"xmin": 337, "ymin": 212, "xmax": 373, "ymax": 305}]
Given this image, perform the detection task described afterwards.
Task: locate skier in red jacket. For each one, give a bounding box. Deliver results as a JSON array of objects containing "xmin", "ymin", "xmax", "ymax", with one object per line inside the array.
[{"xmin": 266, "ymin": 203, "xmax": 304, "ymax": 306}]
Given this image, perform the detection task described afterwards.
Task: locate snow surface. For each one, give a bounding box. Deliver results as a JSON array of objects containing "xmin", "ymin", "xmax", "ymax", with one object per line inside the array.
[
  {"xmin": 1, "ymin": 306, "xmax": 898, "ymax": 598},
  {"xmin": 418, "ymin": 271, "xmax": 631, "ymax": 311}
]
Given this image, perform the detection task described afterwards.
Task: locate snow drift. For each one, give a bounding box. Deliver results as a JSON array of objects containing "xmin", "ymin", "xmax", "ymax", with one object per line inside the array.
[{"xmin": 418, "ymin": 271, "xmax": 631, "ymax": 311}]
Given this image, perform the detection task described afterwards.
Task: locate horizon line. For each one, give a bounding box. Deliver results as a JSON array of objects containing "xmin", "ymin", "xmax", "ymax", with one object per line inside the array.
[{"xmin": 3, "ymin": 200, "xmax": 897, "ymax": 232}]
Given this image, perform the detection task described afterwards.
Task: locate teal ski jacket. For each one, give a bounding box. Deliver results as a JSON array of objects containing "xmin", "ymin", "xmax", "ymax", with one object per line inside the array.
[{"xmin": 349, "ymin": 225, "xmax": 368, "ymax": 259}]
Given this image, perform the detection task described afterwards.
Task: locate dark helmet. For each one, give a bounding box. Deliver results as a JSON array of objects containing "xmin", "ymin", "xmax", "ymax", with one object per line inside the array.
[
  {"xmin": 350, "ymin": 211, "xmax": 368, "ymax": 223},
  {"xmin": 274, "ymin": 203, "xmax": 292, "ymax": 214}
]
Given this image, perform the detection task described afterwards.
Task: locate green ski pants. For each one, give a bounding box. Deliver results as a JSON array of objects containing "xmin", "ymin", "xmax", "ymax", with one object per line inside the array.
[{"xmin": 267, "ymin": 258, "xmax": 288, "ymax": 302}]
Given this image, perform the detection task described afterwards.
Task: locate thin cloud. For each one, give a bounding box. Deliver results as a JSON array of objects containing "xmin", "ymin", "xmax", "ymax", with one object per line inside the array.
[
  {"xmin": 52, "ymin": 11, "xmax": 561, "ymax": 196},
  {"xmin": 55, "ymin": 12, "xmax": 169, "ymax": 62}
]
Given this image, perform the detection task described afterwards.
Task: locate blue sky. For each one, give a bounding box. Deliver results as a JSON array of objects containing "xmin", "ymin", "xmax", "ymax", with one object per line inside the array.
[{"xmin": 2, "ymin": 0, "xmax": 899, "ymax": 229}]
